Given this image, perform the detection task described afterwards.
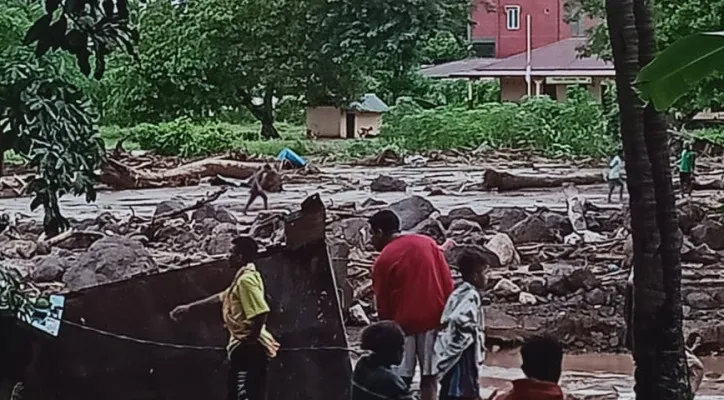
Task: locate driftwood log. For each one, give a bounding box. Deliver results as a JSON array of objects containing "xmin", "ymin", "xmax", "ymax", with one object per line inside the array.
[
  {"xmin": 100, "ymin": 158, "xmax": 259, "ymax": 190},
  {"xmin": 480, "ymin": 169, "xmax": 604, "ymax": 192}
]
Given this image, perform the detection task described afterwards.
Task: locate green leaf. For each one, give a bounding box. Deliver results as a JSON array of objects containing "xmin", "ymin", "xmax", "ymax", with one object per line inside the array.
[
  {"xmin": 23, "ymin": 14, "xmax": 52, "ymax": 46},
  {"xmin": 637, "ymin": 32, "xmax": 724, "ymax": 111}
]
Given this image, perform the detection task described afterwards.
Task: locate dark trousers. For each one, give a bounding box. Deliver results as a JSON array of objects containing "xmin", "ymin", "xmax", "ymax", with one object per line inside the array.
[
  {"xmin": 680, "ymin": 172, "xmax": 693, "ymax": 195},
  {"xmin": 227, "ymin": 341, "xmax": 270, "ymax": 400}
]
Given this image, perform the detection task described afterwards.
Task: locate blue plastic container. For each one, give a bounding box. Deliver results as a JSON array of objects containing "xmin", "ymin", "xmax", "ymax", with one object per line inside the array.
[{"xmin": 277, "ymin": 147, "xmax": 307, "ymax": 167}]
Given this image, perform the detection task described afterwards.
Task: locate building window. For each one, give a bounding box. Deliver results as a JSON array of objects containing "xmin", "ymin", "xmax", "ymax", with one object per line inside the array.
[
  {"xmin": 570, "ymin": 15, "xmax": 586, "ymax": 37},
  {"xmin": 472, "ymin": 39, "xmax": 496, "ymax": 58},
  {"xmin": 506, "ymin": 6, "xmax": 521, "ymax": 30}
]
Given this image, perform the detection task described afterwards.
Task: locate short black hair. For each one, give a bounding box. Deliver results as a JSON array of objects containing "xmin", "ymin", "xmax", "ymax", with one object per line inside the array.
[
  {"xmin": 361, "ymin": 321, "xmax": 404, "ymax": 355},
  {"xmin": 457, "ymin": 246, "xmax": 490, "ymax": 279},
  {"xmin": 231, "ymin": 236, "xmax": 259, "ymax": 257},
  {"xmin": 521, "ymin": 335, "xmax": 563, "ymax": 383},
  {"xmin": 368, "ymin": 210, "xmax": 400, "ymax": 234}
]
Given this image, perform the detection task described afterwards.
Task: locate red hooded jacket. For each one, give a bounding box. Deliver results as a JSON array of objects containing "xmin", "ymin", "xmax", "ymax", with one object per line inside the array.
[{"xmin": 496, "ymin": 379, "xmax": 564, "ymax": 400}]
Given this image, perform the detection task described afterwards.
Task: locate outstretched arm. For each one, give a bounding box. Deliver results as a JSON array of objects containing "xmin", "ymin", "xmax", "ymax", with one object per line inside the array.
[{"xmin": 170, "ymin": 292, "xmax": 223, "ymax": 321}]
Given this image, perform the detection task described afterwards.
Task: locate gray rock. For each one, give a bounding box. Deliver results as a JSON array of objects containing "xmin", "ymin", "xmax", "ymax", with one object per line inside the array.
[
  {"xmin": 542, "ymin": 212, "xmax": 573, "ymax": 236},
  {"xmin": 31, "ymin": 255, "xmax": 69, "ymax": 282},
  {"xmin": 691, "ymin": 218, "xmax": 724, "ymax": 250},
  {"xmin": 63, "ymin": 237, "xmax": 157, "ymax": 291},
  {"xmin": 568, "ymin": 268, "xmax": 600, "ymax": 291},
  {"xmin": 329, "ymin": 218, "xmax": 368, "ymax": 246},
  {"xmin": 248, "ymin": 213, "xmax": 284, "ymax": 240},
  {"xmin": 154, "ymin": 200, "xmax": 188, "ymax": 219},
  {"xmin": 412, "ymin": 218, "xmax": 446, "ymax": 245},
  {"xmin": 525, "ymin": 277, "xmax": 547, "ymax": 296},
  {"xmin": 212, "ymin": 223, "xmax": 239, "ymax": 236},
  {"xmin": 389, "ymin": 196, "xmax": 437, "ymax": 231},
  {"xmin": 686, "ymin": 292, "xmax": 718, "ymax": 310},
  {"xmin": 439, "ymin": 207, "xmax": 490, "ymax": 229},
  {"xmin": 679, "ymin": 200, "xmax": 707, "ymax": 234},
  {"xmin": 494, "ymin": 208, "xmax": 528, "ymax": 231},
  {"xmin": 505, "ymin": 214, "xmax": 555, "ymax": 244},
  {"xmin": 547, "ymin": 274, "xmax": 569, "ymax": 297},
  {"xmin": 205, "ymin": 232, "xmax": 235, "ymax": 255},
  {"xmin": 447, "ymin": 219, "xmax": 483, "ymax": 237},
  {"xmin": 370, "ymin": 175, "xmax": 407, "ymax": 192},
  {"xmin": 585, "ymin": 288, "xmax": 607, "ymax": 306},
  {"xmin": 192, "ymin": 204, "xmax": 238, "ymax": 224},
  {"xmin": 445, "ymin": 244, "xmax": 501, "ymax": 268}
]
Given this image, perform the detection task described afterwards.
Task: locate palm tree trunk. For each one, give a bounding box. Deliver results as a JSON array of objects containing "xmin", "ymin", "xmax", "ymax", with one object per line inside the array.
[{"xmin": 634, "ymin": 0, "xmax": 691, "ymax": 398}]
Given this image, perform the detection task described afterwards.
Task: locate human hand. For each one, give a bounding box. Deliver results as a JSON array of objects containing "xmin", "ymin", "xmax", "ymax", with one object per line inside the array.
[{"xmin": 169, "ymin": 305, "xmax": 190, "ymax": 322}]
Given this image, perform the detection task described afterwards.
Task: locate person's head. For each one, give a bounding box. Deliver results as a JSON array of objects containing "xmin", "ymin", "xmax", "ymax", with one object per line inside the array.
[
  {"xmin": 368, "ymin": 210, "xmax": 401, "ymax": 251},
  {"xmin": 457, "ymin": 246, "xmax": 489, "ymax": 289},
  {"xmin": 229, "ymin": 236, "xmax": 259, "ymax": 267},
  {"xmin": 521, "ymin": 335, "xmax": 563, "ymax": 383},
  {"xmin": 684, "ymin": 141, "xmax": 692, "ymax": 150},
  {"xmin": 686, "ymin": 332, "xmax": 702, "ymax": 350},
  {"xmin": 360, "ymin": 321, "xmax": 405, "ymax": 366}
]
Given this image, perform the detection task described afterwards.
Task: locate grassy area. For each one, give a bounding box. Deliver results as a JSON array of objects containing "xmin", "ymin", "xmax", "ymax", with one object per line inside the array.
[{"xmin": 99, "ymin": 121, "xmax": 388, "ymax": 161}]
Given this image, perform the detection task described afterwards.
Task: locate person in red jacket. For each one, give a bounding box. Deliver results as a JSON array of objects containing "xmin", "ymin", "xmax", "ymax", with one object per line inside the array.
[
  {"xmin": 369, "ymin": 210, "xmax": 454, "ymax": 400},
  {"xmin": 496, "ymin": 336, "xmax": 565, "ymax": 400}
]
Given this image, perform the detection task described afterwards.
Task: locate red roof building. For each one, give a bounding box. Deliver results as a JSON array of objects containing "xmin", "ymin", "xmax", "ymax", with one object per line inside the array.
[{"xmin": 421, "ymin": 1, "xmax": 612, "ymax": 102}]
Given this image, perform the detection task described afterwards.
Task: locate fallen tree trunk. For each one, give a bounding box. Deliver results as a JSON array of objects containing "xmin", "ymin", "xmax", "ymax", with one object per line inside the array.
[
  {"xmin": 100, "ymin": 158, "xmax": 259, "ymax": 190},
  {"xmin": 478, "ymin": 169, "xmax": 604, "ymax": 192}
]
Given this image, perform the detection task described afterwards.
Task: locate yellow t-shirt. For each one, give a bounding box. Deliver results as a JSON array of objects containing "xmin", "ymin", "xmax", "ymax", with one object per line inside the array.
[{"xmin": 220, "ymin": 264, "xmax": 280, "ymax": 357}]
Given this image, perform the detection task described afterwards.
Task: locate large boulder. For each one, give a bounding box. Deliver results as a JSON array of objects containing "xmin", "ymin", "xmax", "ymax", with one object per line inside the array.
[
  {"xmin": 505, "ymin": 214, "xmax": 556, "ymax": 244},
  {"xmin": 63, "ymin": 237, "xmax": 157, "ymax": 291},
  {"xmin": 678, "ymin": 200, "xmax": 707, "ymax": 234},
  {"xmin": 439, "ymin": 207, "xmax": 490, "ymax": 229},
  {"xmin": 412, "ymin": 218, "xmax": 446, "ymax": 245},
  {"xmin": 542, "ymin": 211, "xmax": 573, "ymax": 237},
  {"xmin": 691, "ymin": 218, "xmax": 724, "ymax": 250},
  {"xmin": 447, "ymin": 219, "xmax": 483, "ymax": 242},
  {"xmin": 686, "ymin": 292, "xmax": 718, "ymax": 310},
  {"xmin": 492, "ymin": 208, "xmax": 528, "ymax": 231},
  {"xmin": 370, "ymin": 175, "xmax": 407, "ymax": 192},
  {"xmin": 389, "ymin": 196, "xmax": 437, "ymax": 231},
  {"xmin": 444, "ymin": 244, "xmax": 500, "ymax": 268},
  {"xmin": 31, "ymin": 255, "xmax": 70, "ymax": 282},
  {"xmin": 484, "ymin": 233, "xmax": 519, "ymax": 266}
]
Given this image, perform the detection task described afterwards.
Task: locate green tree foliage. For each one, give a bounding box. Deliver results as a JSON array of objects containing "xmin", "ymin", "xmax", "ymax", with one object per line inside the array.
[
  {"xmin": 102, "ymin": 0, "xmax": 473, "ymax": 135},
  {"xmin": 1, "ymin": 1, "xmax": 104, "ymax": 236},
  {"xmin": 568, "ymin": 0, "xmax": 724, "ymax": 116}
]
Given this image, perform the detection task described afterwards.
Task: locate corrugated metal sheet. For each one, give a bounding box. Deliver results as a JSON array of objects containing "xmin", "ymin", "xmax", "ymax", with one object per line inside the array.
[{"xmin": 25, "ymin": 194, "xmax": 351, "ymax": 400}]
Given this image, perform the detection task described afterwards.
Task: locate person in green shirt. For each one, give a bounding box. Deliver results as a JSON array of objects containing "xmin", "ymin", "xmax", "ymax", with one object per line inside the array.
[
  {"xmin": 170, "ymin": 236, "xmax": 279, "ymax": 400},
  {"xmin": 607, "ymin": 150, "xmax": 625, "ymax": 203},
  {"xmin": 680, "ymin": 142, "xmax": 696, "ymax": 197}
]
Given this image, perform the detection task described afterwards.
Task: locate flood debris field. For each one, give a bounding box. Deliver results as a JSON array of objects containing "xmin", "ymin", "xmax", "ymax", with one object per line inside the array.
[{"xmin": 3, "ymin": 150, "xmax": 724, "ymax": 398}]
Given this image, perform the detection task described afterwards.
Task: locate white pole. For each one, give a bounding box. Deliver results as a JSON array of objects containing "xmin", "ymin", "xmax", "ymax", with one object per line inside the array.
[
  {"xmin": 526, "ymin": 14, "xmax": 532, "ymax": 97},
  {"xmin": 525, "ymin": 14, "xmax": 533, "ymax": 97}
]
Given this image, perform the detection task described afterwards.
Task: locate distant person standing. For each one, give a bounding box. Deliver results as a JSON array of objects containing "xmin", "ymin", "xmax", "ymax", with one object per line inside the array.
[
  {"xmin": 680, "ymin": 142, "xmax": 696, "ymax": 197},
  {"xmin": 369, "ymin": 210, "xmax": 454, "ymax": 400},
  {"xmin": 244, "ymin": 164, "xmax": 272, "ymax": 214},
  {"xmin": 607, "ymin": 151, "xmax": 625, "ymax": 203}
]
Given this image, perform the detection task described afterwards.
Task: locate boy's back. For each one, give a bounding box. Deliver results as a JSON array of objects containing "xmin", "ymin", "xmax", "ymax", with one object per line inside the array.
[{"xmin": 352, "ymin": 355, "xmax": 414, "ymax": 400}]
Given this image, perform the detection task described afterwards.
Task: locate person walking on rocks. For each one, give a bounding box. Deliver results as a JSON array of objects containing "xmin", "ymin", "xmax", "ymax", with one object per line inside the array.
[
  {"xmin": 494, "ymin": 336, "xmax": 564, "ymax": 400},
  {"xmin": 352, "ymin": 321, "xmax": 415, "ymax": 400},
  {"xmin": 607, "ymin": 150, "xmax": 625, "ymax": 203},
  {"xmin": 680, "ymin": 142, "xmax": 696, "ymax": 197},
  {"xmin": 369, "ymin": 210, "xmax": 454, "ymax": 400},
  {"xmin": 170, "ymin": 236, "xmax": 279, "ymax": 400},
  {"xmin": 434, "ymin": 247, "xmax": 489, "ymax": 400},
  {"xmin": 244, "ymin": 164, "xmax": 272, "ymax": 214}
]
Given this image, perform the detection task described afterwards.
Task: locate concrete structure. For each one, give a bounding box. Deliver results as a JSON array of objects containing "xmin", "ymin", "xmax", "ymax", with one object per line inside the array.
[
  {"xmin": 471, "ymin": 0, "xmax": 595, "ymax": 58},
  {"xmin": 306, "ymin": 94, "xmax": 389, "ymax": 139}
]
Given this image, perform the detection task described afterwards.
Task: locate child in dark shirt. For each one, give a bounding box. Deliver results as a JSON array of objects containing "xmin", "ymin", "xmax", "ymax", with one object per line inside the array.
[{"xmin": 352, "ymin": 321, "xmax": 414, "ymax": 400}]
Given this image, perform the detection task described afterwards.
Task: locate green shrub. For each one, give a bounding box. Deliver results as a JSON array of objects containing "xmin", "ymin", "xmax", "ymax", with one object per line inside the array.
[{"xmin": 381, "ymin": 87, "xmax": 614, "ymax": 157}]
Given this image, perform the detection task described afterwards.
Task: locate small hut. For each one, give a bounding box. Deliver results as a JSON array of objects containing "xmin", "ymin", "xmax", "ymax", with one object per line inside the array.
[{"xmin": 306, "ymin": 94, "xmax": 389, "ymax": 139}]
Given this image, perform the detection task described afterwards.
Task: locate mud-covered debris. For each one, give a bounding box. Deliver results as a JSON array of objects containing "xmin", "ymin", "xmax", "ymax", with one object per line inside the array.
[
  {"xmin": 412, "ymin": 218, "xmax": 446, "ymax": 245},
  {"xmin": 0, "ymin": 240, "xmax": 37, "ymax": 259},
  {"xmin": 691, "ymin": 218, "xmax": 724, "ymax": 250},
  {"xmin": 389, "ymin": 196, "xmax": 437, "ymax": 230},
  {"xmin": 447, "ymin": 219, "xmax": 482, "ymax": 240},
  {"xmin": 204, "ymin": 232, "xmax": 235, "ymax": 255},
  {"xmin": 63, "ymin": 236, "xmax": 158, "ymax": 291},
  {"xmin": 485, "ymin": 233, "xmax": 518, "ymax": 266},
  {"xmin": 360, "ymin": 198, "xmax": 387, "ymax": 209},
  {"xmin": 426, "ymin": 186, "xmax": 446, "ymax": 196},
  {"xmin": 249, "ymin": 213, "xmax": 284, "ymax": 240},
  {"xmin": 445, "ymin": 244, "xmax": 500, "ymax": 268},
  {"xmin": 524, "ymin": 277, "xmax": 547, "ymax": 296},
  {"xmin": 678, "ymin": 199, "xmax": 707, "ymax": 234},
  {"xmin": 370, "ymin": 175, "xmax": 407, "ymax": 192},
  {"xmin": 494, "ymin": 207, "xmax": 528, "ymax": 231},
  {"xmin": 568, "ymin": 268, "xmax": 600, "ymax": 291},
  {"xmin": 542, "ymin": 211, "xmax": 573, "ymax": 237},
  {"xmin": 329, "ymin": 218, "xmax": 368, "ymax": 247}
]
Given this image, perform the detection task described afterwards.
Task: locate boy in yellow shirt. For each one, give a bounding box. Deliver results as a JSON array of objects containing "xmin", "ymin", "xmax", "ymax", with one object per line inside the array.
[{"xmin": 170, "ymin": 236, "xmax": 279, "ymax": 400}]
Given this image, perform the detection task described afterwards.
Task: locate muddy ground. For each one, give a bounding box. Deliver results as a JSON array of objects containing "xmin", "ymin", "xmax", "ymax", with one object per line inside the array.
[{"xmin": 3, "ymin": 152, "xmax": 724, "ymax": 398}]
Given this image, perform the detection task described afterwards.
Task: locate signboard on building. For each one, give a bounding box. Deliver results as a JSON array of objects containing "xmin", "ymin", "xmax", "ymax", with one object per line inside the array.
[{"xmin": 545, "ymin": 77, "xmax": 592, "ymax": 85}]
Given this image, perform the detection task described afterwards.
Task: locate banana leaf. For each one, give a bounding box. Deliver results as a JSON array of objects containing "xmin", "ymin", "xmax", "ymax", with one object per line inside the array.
[{"xmin": 637, "ymin": 32, "xmax": 724, "ymax": 111}]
